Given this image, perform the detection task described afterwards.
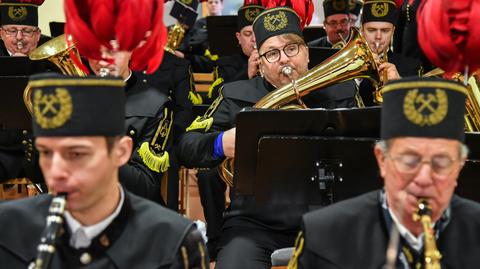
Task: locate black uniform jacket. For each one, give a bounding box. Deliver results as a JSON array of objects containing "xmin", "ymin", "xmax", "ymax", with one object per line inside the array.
[
  {"xmin": 295, "ymin": 190, "xmax": 480, "ymax": 269},
  {"xmin": 307, "ymin": 36, "xmax": 332, "ymax": 48},
  {"xmin": 177, "ymin": 76, "xmax": 356, "ymax": 231},
  {"xmin": 0, "ymin": 191, "xmax": 208, "ymax": 269},
  {"xmin": 209, "ymin": 53, "xmax": 249, "ymax": 101},
  {"xmin": 359, "ymin": 52, "xmax": 421, "ymax": 106},
  {"xmin": 120, "ymin": 73, "xmax": 172, "ymax": 204},
  {"xmin": 177, "ymin": 18, "xmax": 214, "ymax": 73}
]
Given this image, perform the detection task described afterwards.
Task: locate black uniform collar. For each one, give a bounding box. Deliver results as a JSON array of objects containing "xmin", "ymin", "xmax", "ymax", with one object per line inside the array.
[
  {"xmin": 125, "ymin": 71, "xmax": 137, "ymax": 91},
  {"xmin": 57, "ymin": 189, "xmax": 133, "ymax": 267}
]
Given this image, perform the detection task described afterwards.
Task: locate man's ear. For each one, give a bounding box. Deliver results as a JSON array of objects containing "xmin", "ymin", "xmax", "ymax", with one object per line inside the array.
[
  {"xmin": 374, "ymin": 144, "xmax": 387, "ymax": 178},
  {"xmin": 236, "ymin": 32, "xmax": 241, "ymax": 44},
  {"xmin": 114, "ymin": 136, "xmax": 133, "ymax": 166}
]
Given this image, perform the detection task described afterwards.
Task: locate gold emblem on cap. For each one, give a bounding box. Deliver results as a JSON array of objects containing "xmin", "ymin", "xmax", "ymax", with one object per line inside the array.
[
  {"xmin": 371, "ymin": 3, "xmax": 389, "ymax": 17},
  {"xmin": 179, "ymin": 0, "xmax": 193, "ymax": 5},
  {"xmin": 332, "ymin": 0, "xmax": 346, "ymax": 11},
  {"xmin": 8, "ymin": 6, "xmax": 28, "ymax": 22},
  {"xmin": 245, "ymin": 8, "xmax": 261, "ymax": 22},
  {"xmin": 34, "ymin": 88, "xmax": 73, "ymax": 129},
  {"xmin": 404, "ymin": 89, "xmax": 448, "ymax": 126},
  {"xmin": 264, "ymin": 11, "xmax": 288, "ymax": 32}
]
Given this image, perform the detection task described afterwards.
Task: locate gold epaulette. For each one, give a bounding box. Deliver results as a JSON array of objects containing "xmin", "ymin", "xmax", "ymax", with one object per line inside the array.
[
  {"xmin": 204, "ymin": 48, "xmax": 219, "ymax": 61},
  {"xmin": 186, "ymin": 90, "xmax": 224, "ymax": 132},
  {"xmin": 287, "ymin": 231, "xmax": 305, "ymax": 269},
  {"xmin": 207, "ymin": 77, "xmax": 224, "ymax": 99}
]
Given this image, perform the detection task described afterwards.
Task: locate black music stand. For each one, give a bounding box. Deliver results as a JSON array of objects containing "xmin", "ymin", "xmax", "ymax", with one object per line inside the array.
[
  {"xmin": 234, "ymin": 107, "xmax": 381, "ymax": 196},
  {"xmin": 0, "ymin": 76, "xmax": 31, "ymax": 130},
  {"xmin": 255, "ymin": 135, "xmax": 382, "ymax": 207},
  {"xmin": 207, "ymin": 15, "xmax": 241, "ymax": 56},
  {"xmin": 308, "ymin": 47, "xmax": 339, "ymax": 68}
]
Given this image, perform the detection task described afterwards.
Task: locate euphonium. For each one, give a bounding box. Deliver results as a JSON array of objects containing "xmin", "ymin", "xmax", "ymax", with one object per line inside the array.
[
  {"xmin": 29, "ymin": 194, "xmax": 67, "ymax": 269},
  {"xmin": 24, "ymin": 34, "xmax": 87, "ymax": 114},
  {"xmin": 218, "ymin": 27, "xmax": 380, "ymax": 186},
  {"xmin": 164, "ymin": 23, "xmax": 186, "ymax": 55},
  {"xmin": 413, "ymin": 199, "xmax": 442, "ymax": 269}
]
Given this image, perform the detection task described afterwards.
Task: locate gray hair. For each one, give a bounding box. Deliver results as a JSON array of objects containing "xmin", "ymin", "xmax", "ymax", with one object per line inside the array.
[{"xmin": 375, "ymin": 139, "xmax": 469, "ymax": 159}]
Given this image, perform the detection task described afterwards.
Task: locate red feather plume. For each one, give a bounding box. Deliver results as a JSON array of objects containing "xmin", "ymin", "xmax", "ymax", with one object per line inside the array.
[
  {"xmin": 64, "ymin": 0, "xmax": 167, "ymax": 74},
  {"xmin": 261, "ymin": 0, "xmax": 314, "ymax": 29},
  {"xmin": 417, "ymin": 0, "xmax": 480, "ymax": 76}
]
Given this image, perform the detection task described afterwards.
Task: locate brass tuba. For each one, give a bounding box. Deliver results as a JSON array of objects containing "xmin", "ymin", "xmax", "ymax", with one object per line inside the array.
[
  {"xmin": 424, "ymin": 68, "xmax": 480, "ymax": 132},
  {"xmin": 24, "ymin": 34, "xmax": 87, "ymax": 114},
  {"xmin": 413, "ymin": 199, "xmax": 442, "ymax": 269},
  {"xmin": 219, "ymin": 27, "xmax": 380, "ymax": 187}
]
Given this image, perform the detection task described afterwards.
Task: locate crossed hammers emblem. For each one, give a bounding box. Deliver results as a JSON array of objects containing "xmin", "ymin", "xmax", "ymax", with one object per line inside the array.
[
  {"xmin": 38, "ymin": 94, "xmax": 59, "ymax": 115},
  {"xmin": 415, "ymin": 93, "xmax": 437, "ymax": 114}
]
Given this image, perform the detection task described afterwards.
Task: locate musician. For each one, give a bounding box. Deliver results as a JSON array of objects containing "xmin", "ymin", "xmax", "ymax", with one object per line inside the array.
[
  {"xmin": 175, "ymin": 0, "xmax": 224, "ymax": 73},
  {"xmin": 358, "ymin": 0, "xmax": 421, "ymax": 106},
  {"xmin": 288, "ymin": 77, "xmax": 480, "ymax": 268},
  {"xmin": 308, "ymin": 0, "xmax": 351, "ymax": 48},
  {"xmin": 0, "ymin": 0, "xmax": 48, "ymax": 184},
  {"xmin": 0, "ymin": 0, "xmax": 46, "ymax": 56},
  {"xmin": 178, "ymin": 6, "xmax": 357, "ymax": 268},
  {"xmin": 208, "ymin": 4, "xmax": 265, "ymax": 103},
  {"xmin": 87, "ymin": 48, "xmax": 174, "ymax": 205},
  {"xmin": 0, "ymin": 73, "xmax": 208, "ymax": 268}
]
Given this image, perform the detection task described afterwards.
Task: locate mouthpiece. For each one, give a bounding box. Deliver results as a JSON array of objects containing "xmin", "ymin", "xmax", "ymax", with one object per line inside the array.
[
  {"xmin": 99, "ymin": 67, "xmax": 110, "ymax": 77},
  {"xmin": 17, "ymin": 41, "xmax": 24, "ymax": 50},
  {"xmin": 281, "ymin": 66, "xmax": 293, "ymax": 77}
]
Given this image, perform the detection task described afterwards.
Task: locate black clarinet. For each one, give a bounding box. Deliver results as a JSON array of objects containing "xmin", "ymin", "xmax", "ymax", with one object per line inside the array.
[{"xmin": 29, "ymin": 193, "xmax": 67, "ymax": 269}]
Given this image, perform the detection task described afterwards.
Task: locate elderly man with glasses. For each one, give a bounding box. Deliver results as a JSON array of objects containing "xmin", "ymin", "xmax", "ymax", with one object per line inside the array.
[
  {"xmin": 308, "ymin": 0, "xmax": 352, "ymax": 48},
  {"xmin": 288, "ymin": 77, "xmax": 480, "ymax": 268},
  {"xmin": 0, "ymin": 0, "xmax": 44, "ymax": 56}
]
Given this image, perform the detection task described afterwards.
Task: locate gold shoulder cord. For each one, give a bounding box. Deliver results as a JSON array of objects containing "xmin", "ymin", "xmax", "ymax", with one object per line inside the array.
[
  {"xmin": 137, "ymin": 106, "xmax": 174, "ymax": 173},
  {"xmin": 287, "ymin": 231, "xmax": 305, "ymax": 269},
  {"xmin": 186, "ymin": 88, "xmax": 224, "ymax": 132},
  {"xmin": 188, "ymin": 66, "xmax": 203, "ymax": 105}
]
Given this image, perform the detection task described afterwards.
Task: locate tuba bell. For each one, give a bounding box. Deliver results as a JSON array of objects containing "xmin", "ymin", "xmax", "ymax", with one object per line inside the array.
[
  {"xmin": 219, "ymin": 27, "xmax": 381, "ymax": 186},
  {"xmin": 24, "ymin": 34, "xmax": 87, "ymax": 114},
  {"xmin": 164, "ymin": 22, "xmax": 186, "ymax": 55}
]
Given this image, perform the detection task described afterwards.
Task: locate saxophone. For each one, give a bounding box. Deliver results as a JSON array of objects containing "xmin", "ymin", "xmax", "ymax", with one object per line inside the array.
[
  {"xmin": 412, "ymin": 199, "xmax": 442, "ymax": 269},
  {"xmin": 29, "ymin": 194, "xmax": 67, "ymax": 269}
]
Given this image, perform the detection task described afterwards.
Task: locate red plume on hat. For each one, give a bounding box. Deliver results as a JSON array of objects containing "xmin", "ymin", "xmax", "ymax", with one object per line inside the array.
[
  {"xmin": 261, "ymin": 0, "xmax": 314, "ymax": 29},
  {"xmin": 417, "ymin": 0, "xmax": 480, "ymax": 76},
  {"xmin": 64, "ymin": 0, "xmax": 167, "ymax": 74}
]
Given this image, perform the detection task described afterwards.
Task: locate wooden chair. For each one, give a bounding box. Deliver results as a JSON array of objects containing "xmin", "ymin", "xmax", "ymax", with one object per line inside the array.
[{"xmin": 0, "ymin": 178, "xmax": 39, "ymax": 200}]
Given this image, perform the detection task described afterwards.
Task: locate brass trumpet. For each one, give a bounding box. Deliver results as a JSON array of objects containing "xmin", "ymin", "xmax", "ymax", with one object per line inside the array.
[
  {"xmin": 413, "ymin": 199, "xmax": 442, "ymax": 269},
  {"xmin": 218, "ymin": 27, "xmax": 380, "ymax": 186},
  {"xmin": 373, "ymin": 42, "xmax": 388, "ymax": 104}
]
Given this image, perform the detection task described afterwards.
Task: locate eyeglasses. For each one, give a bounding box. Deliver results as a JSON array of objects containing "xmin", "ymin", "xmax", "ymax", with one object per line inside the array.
[
  {"xmin": 1, "ymin": 27, "xmax": 38, "ymax": 37},
  {"xmin": 324, "ymin": 19, "xmax": 351, "ymax": 28},
  {"xmin": 387, "ymin": 153, "xmax": 458, "ymax": 176},
  {"xmin": 260, "ymin": 43, "xmax": 303, "ymax": 63}
]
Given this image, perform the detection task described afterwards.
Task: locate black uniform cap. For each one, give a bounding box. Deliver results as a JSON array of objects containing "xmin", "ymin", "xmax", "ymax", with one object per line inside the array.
[
  {"xmin": 253, "ymin": 7, "xmax": 302, "ymax": 49},
  {"xmin": 237, "ymin": 4, "xmax": 264, "ymax": 31},
  {"xmin": 362, "ymin": 0, "xmax": 398, "ymax": 24},
  {"xmin": 381, "ymin": 77, "xmax": 467, "ymax": 142},
  {"xmin": 29, "ymin": 73, "xmax": 126, "ymax": 137},
  {"xmin": 323, "ymin": 0, "xmax": 349, "ymax": 18},
  {"xmin": 0, "ymin": 0, "xmax": 40, "ymax": 26},
  {"xmin": 349, "ymin": 0, "xmax": 364, "ymax": 17},
  {"xmin": 178, "ymin": 0, "xmax": 199, "ymax": 10}
]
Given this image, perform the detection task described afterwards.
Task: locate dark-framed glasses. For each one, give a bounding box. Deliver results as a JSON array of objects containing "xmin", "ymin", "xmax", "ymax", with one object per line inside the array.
[
  {"xmin": 324, "ymin": 19, "xmax": 351, "ymax": 28},
  {"xmin": 260, "ymin": 43, "xmax": 303, "ymax": 63},
  {"xmin": 1, "ymin": 27, "xmax": 39, "ymax": 37},
  {"xmin": 387, "ymin": 153, "xmax": 458, "ymax": 176}
]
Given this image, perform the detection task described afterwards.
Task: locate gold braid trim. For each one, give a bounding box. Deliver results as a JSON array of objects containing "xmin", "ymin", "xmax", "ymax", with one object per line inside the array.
[
  {"xmin": 287, "ymin": 231, "xmax": 305, "ymax": 269},
  {"xmin": 198, "ymin": 242, "xmax": 207, "ymax": 269},
  {"xmin": 180, "ymin": 246, "xmax": 189, "ymax": 269},
  {"xmin": 207, "ymin": 77, "xmax": 224, "ymax": 99},
  {"xmin": 186, "ymin": 90, "xmax": 224, "ymax": 132},
  {"xmin": 204, "ymin": 48, "xmax": 219, "ymax": 61},
  {"xmin": 137, "ymin": 107, "xmax": 173, "ymax": 173}
]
